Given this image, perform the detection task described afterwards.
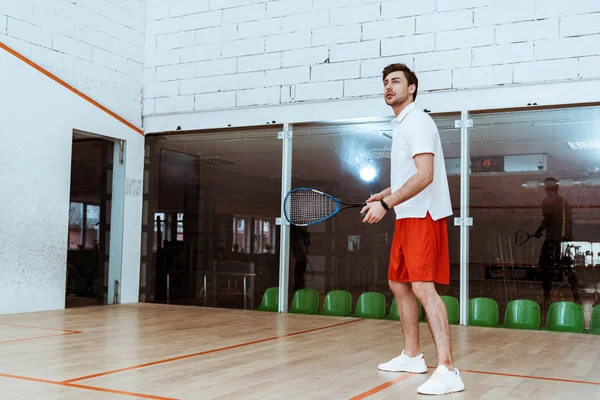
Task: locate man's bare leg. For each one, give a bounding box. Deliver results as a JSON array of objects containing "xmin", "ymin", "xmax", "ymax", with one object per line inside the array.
[
  {"xmin": 411, "ymin": 281, "xmax": 453, "ymax": 370},
  {"xmin": 389, "ymin": 280, "xmax": 420, "ymax": 357}
]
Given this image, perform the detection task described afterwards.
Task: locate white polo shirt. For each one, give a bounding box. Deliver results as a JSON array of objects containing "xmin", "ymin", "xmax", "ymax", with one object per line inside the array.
[{"xmin": 390, "ymin": 102, "xmax": 453, "ymax": 221}]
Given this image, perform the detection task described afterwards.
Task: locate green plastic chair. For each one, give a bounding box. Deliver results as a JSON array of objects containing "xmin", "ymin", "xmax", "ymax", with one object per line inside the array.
[
  {"xmin": 417, "ymin": 299, "xmax": 426, "ymax": 322},
  {"xmin": 468, "ymin": 297, "xmax": 498, "ymax": 327},
  {"xmin": 502, "ymin": 299, "xmax": 541, "ymax": 330},
  {"xmin": 545, "ymin": 301, "xmax": 585, "ymax": 333},
  {"xmin": 588, "ymin": 305, "xmax": 600, "ymax": 335},
  {"xmin": 385, "ymin": 298, "xmax": 400, "ymax": 321},
  {"xmin": 319, "ymin": 290, "xmax": 353, "ymax": 317},
  {"xmin": 289, "ymin": 288, "xmax": 320, "ymax": 314},
  {"xmin": 441, "ymin": 295, "xmax": 459, "ymax": 325},
  {"xmin": 256, "ymin": 287, "xmax": 279, "ymax": 312},
  {"xmin": 354, "ymin": 292, "xmax": 386, "ymax": 319},
  {"xmin": 386, "ymin": 298, "xmax": 425, "ymax": 321}
]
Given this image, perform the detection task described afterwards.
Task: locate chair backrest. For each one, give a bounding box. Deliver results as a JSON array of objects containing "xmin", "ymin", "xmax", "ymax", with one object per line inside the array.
[
  {"xmin": 589, "ymin": 305, "xmax": 600, "ymax": 335},
  {"xmin": 256, "ymin": 287, "xmax": 278, "ymax": 312},
  {"xmin": 504, "ymin": 299, "xmax": 540, "ymax": 330},
  {"xmin": 468, "ymin": 297, "xmax": 498, "ymax": 327},
  {"xmin": 386, "ymin": 298, "xmax": 425, "ymax": 321},
  {"xmin": 355, "ymin": 292, "xmax": 386, "ymax": 319},
  {"xmin": 417, "ymin": 299, "xmax": 426, "ymax": 322},
  {"xmin": 441, "ymin": 295, "xmax": 459, "ymax": 324},
  {"xmin": 385, "ymin": 298, "xmax": 399, "ymax": 321},
  {"xmin": 289, "ymin": 288, "xmax": 320, "ymax": 314},
  {"xmin": 320, "ymin": 290, "xmax": 353, "ymax": 317},
  {"xmin": 545, "ymin": 301, "xmax": 585, "ymax": 333}
]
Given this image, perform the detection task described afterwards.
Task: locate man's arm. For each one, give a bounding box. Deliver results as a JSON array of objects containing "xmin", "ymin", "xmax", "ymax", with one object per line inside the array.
[
  {"xmin": 384, "ymin": 153, "xmax": 434, "ymax": 208},
  {"xmin": 366, "ymin": 187, "xmax": 392, "ymax": 202},
  {"xmin": 361, "ymin": 153, "xmax": 434, "ymax": 223},
  {"xmin": 534, "ymin": 199, "xmax": 552, "ymax": 237}
]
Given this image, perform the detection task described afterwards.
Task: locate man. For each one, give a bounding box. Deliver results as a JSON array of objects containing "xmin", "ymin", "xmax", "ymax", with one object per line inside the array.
[
  {"xmin": 533, "ymin": 177, "xmax": 580, "ymax": 313},
  {"xmin": 290, "ymin": 225, "xmax": 310, "ymax": 291},
  {"xmin": 361, "ymin": 63, "xmax": 464, "ymax": 395}
]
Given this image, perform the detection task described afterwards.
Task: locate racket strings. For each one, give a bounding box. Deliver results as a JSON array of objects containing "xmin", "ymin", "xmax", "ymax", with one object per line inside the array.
[
  {"xmin": 286, "ymin": 190, "xmax": 337, "ymax": 225},
  {"xmin": 515, "ymin": 230, "xmax": 529, "ymax": 245}
]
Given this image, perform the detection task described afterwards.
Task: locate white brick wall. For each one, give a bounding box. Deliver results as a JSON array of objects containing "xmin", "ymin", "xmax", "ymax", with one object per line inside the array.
[
  {"xmin": 194, "ymin": 91, "xmax": 235, "ymax": 110},
  {"xmin": 311, "ymin": 62, "xmax": 360, "ymax": 82},
  {"xmin": 295, "ymin": 81, "xmax": 343, "ymax": 101},
  {"xmin": 237, "ymin": 86, "xmax": 280, "ymax": 106},
  {"xmin": 0, "ymin": 0, "xmax": 145, "ymax": 125},
  {"xmin": 344, "ymin": 77, "xmax": 382, "ymax": 97},
  {"xmin": 138, "ymin": 0, "xmax": 600, "ymax": 116},
  {"xmin": 454, "ymin": 64, "xmax": 513, "ymax": 88}
]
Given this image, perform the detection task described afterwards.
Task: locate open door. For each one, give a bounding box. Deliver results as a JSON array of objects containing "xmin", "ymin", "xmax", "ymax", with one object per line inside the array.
[{"xmin": 66, "ymin": 131, "xmax": 114, "ymax": 307}]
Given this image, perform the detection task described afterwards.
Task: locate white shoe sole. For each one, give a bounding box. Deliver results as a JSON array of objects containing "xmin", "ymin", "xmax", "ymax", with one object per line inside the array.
[
  {"xmin": 378, "ymin": 365, "xmax": 428, "ymax": 373},
  {"xmin": 417, "ymin": 382, "xmax": 465, "ymax": 395}
]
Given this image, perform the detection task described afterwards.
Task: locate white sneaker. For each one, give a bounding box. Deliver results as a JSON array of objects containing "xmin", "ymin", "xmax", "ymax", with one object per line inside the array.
[
  {"xmin": 417, "ymin": 365, "xmax": 465, "ymax": 395},
  {"xmin": 377, "ymin": 350, "xmax": 428, "ymax": 373}
]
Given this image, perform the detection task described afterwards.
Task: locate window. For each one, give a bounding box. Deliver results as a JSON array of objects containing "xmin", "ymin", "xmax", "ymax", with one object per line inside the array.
[
  {"xmin": 68, "ymin": 202, "xmax": 100, "ymax": 250},
  {"xmin": 254, "ymin": 219, "xmax": 274, "ymax": 253},
  {"xmin": 153, "ymin": 212, "xmax": 184, "ymax": 250},
  {"xmin": 233, "ymin": 217, "xmax": 246, "ymax": 253}
]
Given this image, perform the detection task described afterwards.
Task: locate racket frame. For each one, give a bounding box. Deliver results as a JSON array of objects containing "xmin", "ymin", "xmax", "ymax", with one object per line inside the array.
[
  {"xmin": 283, "ymin": 187, "xmax": 366, "ymax": 226},
  {"xmin": 515, "ymin": 230, "xmax": 534, "ymax": 246}
]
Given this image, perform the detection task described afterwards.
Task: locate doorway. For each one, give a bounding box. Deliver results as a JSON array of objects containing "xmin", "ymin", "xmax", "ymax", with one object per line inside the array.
[{"xmin": 66, "ymin": 132, "xmax": 114, "ymax": 307}]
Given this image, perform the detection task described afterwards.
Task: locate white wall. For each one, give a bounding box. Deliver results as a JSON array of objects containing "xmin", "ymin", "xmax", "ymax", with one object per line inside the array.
[
  {"xmin": 143, "ymin": 0, "xmax": 600, "ymax": 131},
  {"xmin": 0, "ymin": 47, "xmax": 144, "ymax": 315},
  {"xmin": 0, "ymin": 0, "xmax": 146, "ymax": 125}
]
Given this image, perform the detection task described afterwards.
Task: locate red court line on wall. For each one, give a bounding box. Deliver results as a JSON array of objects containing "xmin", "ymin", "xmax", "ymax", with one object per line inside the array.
[
  {"xmin": 64, "ymin": 318, "xmax": 363, "ymax": 383},
  {"xmin": 350, "ymin": 366, "xmax": 600, "ymax": 399},
  {"xmin": 0, "ymin": 373, "xmax": 177, "ymax": 400},
  {"xmin": 0, "ymin": 41, "xmax": 144, "ymax": 136}
]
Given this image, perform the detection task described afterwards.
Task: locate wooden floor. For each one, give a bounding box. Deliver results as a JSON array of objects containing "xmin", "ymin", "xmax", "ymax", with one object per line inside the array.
[{"xmin": 1, "ymin": 304, "xmax": 600, "ymax": 399}]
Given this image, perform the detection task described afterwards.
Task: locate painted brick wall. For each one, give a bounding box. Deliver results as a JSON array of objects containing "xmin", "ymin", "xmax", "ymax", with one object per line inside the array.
[
  {"xmin": 0, "ymin": 0, "xmax": 146, "ymax": 125},
  {"xmin": 144, "ymin": 0, "xmax": 600, "ymax": 116}
]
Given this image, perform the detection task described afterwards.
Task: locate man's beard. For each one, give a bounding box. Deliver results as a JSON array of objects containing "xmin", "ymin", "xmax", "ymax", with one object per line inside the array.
[{"xmin": 385, "ymin": 93, "xmax": 407, "ymax": 106}]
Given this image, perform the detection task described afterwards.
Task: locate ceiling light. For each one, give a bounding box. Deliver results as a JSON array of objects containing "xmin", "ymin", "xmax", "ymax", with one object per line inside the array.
[
  {"xmin": 566, "ymin": 141, "xmax": 600, "ymax": 150},
  {"xmin": 360, "ymin": 166, "xmax": 377, "ymax": 182}
]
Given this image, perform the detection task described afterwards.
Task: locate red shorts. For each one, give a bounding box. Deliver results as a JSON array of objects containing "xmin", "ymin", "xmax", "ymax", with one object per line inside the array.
[{"xmin": 388, "ymin": 213, "xmax": 450, "ymax": 284}]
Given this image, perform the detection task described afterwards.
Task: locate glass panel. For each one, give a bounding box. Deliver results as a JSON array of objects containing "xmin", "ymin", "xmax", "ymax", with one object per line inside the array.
[
  {"xmin": 290, "ymin": 116, "xmax": 460, "ymax": 311},
  {"xmin": 143, "ymin": 127, "xmax": 282, "ymax": 309},
  {"xmin": 469, "ymin": 106, "xmax": 600, "ymax": 328}
]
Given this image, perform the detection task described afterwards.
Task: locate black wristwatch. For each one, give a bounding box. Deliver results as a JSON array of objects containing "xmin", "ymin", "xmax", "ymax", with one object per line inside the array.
[{"xmin": 380, "ymin": 199, "xmax": 390, "ymax": 210}]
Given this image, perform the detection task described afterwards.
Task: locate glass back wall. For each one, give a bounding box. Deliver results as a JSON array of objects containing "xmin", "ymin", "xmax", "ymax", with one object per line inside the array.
[
  {"xmin": 469, "ymin": 106, "xmax": 600, "ymax": 328},
  {"xmin": 143, "ymin": 127, "xmax": 282, "ymax": 310},
  {"xmin": 289, "ymin": 115, "xmax": 460, "ymax": 314}
]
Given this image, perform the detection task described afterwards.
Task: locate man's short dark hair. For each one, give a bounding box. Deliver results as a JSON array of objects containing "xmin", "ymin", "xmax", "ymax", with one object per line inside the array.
[
  {"xmin": 544, "ymin": 177, "xmax": 559, "ymax": 192},
  {"xmin": 382, "ymin": 63, "xmax": 419, "ymax": 100}
]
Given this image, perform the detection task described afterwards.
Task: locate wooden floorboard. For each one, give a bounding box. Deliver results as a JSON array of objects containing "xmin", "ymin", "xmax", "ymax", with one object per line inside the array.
[{"xmin": 1, "ymin": 303, "xmax": 600, "ymax": 399}]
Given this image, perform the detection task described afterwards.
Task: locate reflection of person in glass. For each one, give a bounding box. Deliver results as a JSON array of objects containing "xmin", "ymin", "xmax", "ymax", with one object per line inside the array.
[
  {"xmin": 533, "ymin": 177, "xmax": 580, "ymax": 311},
  {"xmin": 290, "ymin": 225, "xmax": 310, "ymax": 291}
]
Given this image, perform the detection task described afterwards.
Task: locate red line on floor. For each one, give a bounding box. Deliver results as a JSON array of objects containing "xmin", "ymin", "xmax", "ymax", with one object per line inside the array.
[
  {"xmin": 459, "ymin": 368, "xmax": 600, "ymax": 386},
  {"xmin": 0, "ymin": 332, "xmax": 79, "ymax": 345},
  {"xmin": 349, "ymin": 374, "xmax": 413, "ymax": 400},
  {"xmin": 0, "ymin": 373, "xmax": 177, "ymax": 400},
  {"xmin": 63, "ymin": 318, "xmax": 362, "ymax": 383},
  {"xmin": 0, "ymin": 322, "xmax": 82, "ymax": 334},
  {"xmin": 350, "ymin": 366, "xmax": 600, "ymax": 399}
]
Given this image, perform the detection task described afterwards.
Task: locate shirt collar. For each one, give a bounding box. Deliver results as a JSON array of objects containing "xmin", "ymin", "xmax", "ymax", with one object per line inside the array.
[{"xmin": 391, "ymin": 102, "xmax": 416, "ymax": 125}]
